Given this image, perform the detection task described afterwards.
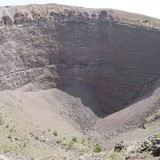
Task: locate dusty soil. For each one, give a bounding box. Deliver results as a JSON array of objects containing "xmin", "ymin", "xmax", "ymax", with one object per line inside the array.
[
  {"xmin": 0, "ymin": 3, "xmax": 160, "ymax": 160},
  {"xmin": 94, "ymin": 79, "xmax": 160, "ymax": 151},
  {"xmin": 0, "ymin": 84, "xmax": 104, "ymax": 159},
  {"xmin": 0, "ymin": 82, "xmax": 159, "ymax": 159}
]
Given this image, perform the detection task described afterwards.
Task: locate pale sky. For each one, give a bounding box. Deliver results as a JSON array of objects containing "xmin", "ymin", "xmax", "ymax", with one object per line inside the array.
[{"xmin": 1, "ymin": 0, "xmax": 160, "ymax": 19}]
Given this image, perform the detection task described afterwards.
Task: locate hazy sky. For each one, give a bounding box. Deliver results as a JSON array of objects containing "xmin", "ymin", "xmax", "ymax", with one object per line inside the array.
[{"xmin": 1, "ymin": 0, "xmax": 160, "ymax": 19}]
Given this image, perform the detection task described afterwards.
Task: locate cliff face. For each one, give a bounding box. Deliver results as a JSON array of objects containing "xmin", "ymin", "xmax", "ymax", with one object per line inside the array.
[{"xmin": 0, "ymin": 4, "xmax": 160, "ymax": 114}]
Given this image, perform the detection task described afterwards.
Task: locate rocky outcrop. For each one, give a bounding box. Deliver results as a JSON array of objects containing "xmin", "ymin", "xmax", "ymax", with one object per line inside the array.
[
  {"xmin": 117, "ymin": 135, "xmax": 160, "ymax": 158},
  {"xmin": 0, "ymin": 4, "xmax": 160, "ymax": 115}
]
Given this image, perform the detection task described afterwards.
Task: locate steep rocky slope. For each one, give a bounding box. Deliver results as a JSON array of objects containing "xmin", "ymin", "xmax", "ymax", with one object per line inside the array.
[
  {"xmin": 0, "ymin": 3, "xmax": 160, "ymax": 159},
  {"xmin": 0, "ymin": 4, "xmax": 160, "ymax": 116},
  {"xmin": 96, "ymin": 79, "xmax": 160, "ymax": 134}
]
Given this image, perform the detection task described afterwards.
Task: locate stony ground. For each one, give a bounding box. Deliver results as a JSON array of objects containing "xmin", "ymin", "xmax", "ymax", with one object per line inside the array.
[
  {"xmin": 0, "ymin": 3, "xmax": 160, "ymax": 160},
  {"xmin": 0, "ymin": 83, "xmax": 159, "ymax": 159},
  {"xmin": 0, "ymin": 87, "xmax": 104, "ymax": 159}
]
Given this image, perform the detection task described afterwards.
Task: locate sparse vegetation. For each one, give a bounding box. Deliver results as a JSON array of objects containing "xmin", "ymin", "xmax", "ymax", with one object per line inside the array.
[
  {"xmin": 81, "ymin": 139, "xmax": 85, "ymax": 145},
  {"xmin": 7, "ymin": 135, "xmax": 12, "ymax": 139},
  {"xmin": 15, "ymin": 136, "xmax": 21, "ymax": 141},
  {"xmin": 9, "ymin": 128, "xmax": 16, "ymax": 133},
  {"xmin": 72, "ymin": 136, "xmax": 77, "ymax": 143},
  {"xmin": 93, "ymin": 144, "xmax": 102, "ymax": 153},
  {"xmin": 0, "ymin": 145, "xmax": 15, "ymax": 153},
  {"xmin": 108, "ymin": 150, "xmax": 126, "ymax": 160},
  {"xmin": 67, "ymin": 141, "xmax": 74, "ymax": 150},
  {"xmin": 145, "ymin": 111, "xmax": 160, "ymax": 124},
  {"xmin": 66, "ymin": 136, "xmax": 78, "ymax": 150},
  {"xmin": 29, "ymin": 132, "xmax": 39, "ymax": 140},
  {"xmin": 56, "ymin": 139, "xmax": 62, "ymax": 144},
  {"xmin": 144, "ymin": 111, "xmax": 160, "ymax": 129},
  {"xmin": 0, "ymin": 5, "xmax": 160, "ymax": 160},
  {"xmin": 53, "ymin": 130, "xmax": 58, "ymax": 136},
  {"xmin": 87, "ymin": 136, "xmax": 92, "ymax": 141},
  {"xmin": 0, "ymin": 114, "xmax": 4, "ymax": 125},
  {"xmin": 155, "ymin": 133, "xmax": 160, "ymax": 138}
]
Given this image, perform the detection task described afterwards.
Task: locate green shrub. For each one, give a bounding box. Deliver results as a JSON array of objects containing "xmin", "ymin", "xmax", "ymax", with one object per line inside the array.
[
  {"xmin": 53, "ymin": 130, "xmax": 58, "ymax": 136},
  {"xmin": 93, "ymin": 144, "xmax": 102, "ymax": 153},
  {"xmin": 108, "ymin": 150, "xmax": 126, "ymax": 160},
  {"xmin": 1, "ymin": 145, "xmax": 14, "ymax": 153},
  {"xmin": 9, "ymin": 128, "xmax": 16, "ymax": 133},
  {"xmin": 155, "ymin": 133, "xmax": 160, "ymax": 138},
  {"xmin": 145, "ymin": 111, "xmax": 160, "ymax": 124},
  {"xmin": 7, "ymin": 135, "xmax": 12, "ymax": 139},
  {"xmin": 15, "ymin": 136, "xmax": 21, "ymax": 141},
  {"xmin": 0, "ymin": 114, "xmax": 4, "ymax": 125},
  {"xmin": 81, "ymin": 139, "xmax": 85, "ymax": 145},
  {"xmin": 56, "ymin": 139, "xmax": 62, "ymax": 144},
  {"xmin": 67, "ymin": 141, "xmax": 74, "ymax": 150},
  {"xmin": 72, "ymin": 136, "xmax": 77, "ymax": 143},
  {"xmin": 29, "ymin": 132, "xmax": 39, "ymax": 140}
]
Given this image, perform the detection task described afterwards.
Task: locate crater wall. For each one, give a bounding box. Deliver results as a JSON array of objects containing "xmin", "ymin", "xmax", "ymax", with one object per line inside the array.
[{"xmin": 0, "ymin": 4, "xmax": 160, "ymax": 114}]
